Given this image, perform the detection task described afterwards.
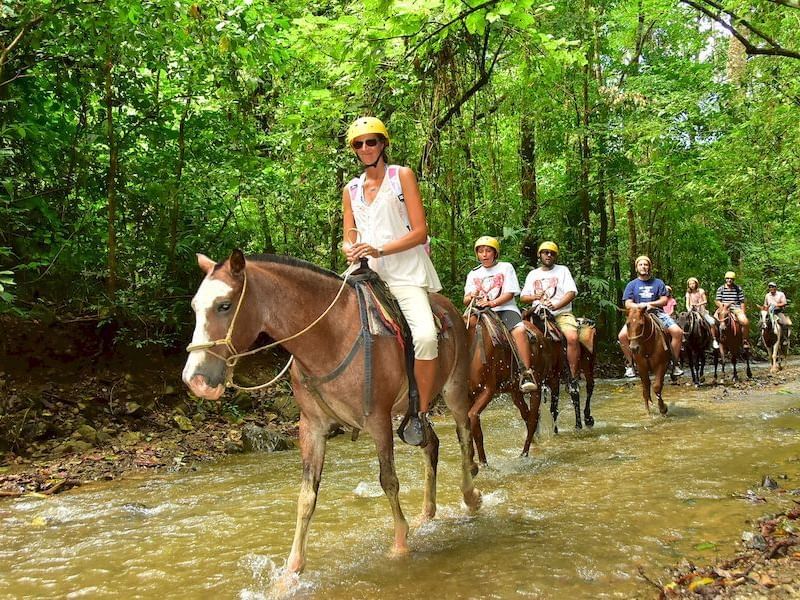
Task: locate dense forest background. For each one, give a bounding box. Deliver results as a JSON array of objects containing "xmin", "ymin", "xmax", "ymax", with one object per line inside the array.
[{"xmin": 2, "ymin": 0, "xmax": 799, "ymax": 348}]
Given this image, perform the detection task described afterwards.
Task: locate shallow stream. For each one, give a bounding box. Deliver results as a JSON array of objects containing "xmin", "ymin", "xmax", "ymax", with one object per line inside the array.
[{"xmin": 2, "ymin": 370, "xmax": 799, "ymax": 599}]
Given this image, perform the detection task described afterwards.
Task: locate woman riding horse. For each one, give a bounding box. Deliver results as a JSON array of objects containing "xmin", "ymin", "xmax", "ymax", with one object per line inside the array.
[{"xmin": 341, "ymin": 116, "xmax": 441, "ymax": 446}]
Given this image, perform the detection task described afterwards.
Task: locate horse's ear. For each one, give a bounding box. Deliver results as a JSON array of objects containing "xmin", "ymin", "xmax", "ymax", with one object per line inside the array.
[
  {"xmin": 197, "ymin": 253, "xmax": 216, "ymax": 274},
  {"xmin": 230, "ymin": 249, "xmax": 246, "ymax": 276}
]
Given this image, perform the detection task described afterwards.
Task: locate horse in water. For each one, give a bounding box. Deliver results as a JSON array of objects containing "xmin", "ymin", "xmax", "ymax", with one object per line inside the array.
[
  {"xmin": 714, "ymin": 305, "xmax": 752, "ymax": 382},
  {"xmin": 759, "ymin": 306, "xmax": 788, "ymax": 374},
  {"xmin": 182, "ymin": 251, "xmax": 481, "ymax": 573},
  {"xmin": 625, "ymin": 306, "xmax": 674, "ymax": 415},
  {"xmin": 677, "ymin": 311, "xmax": 712, "ymax": 386},
  {"xmin": 464, "ymin": 309, "xmax": 561, "ymax": 463}
]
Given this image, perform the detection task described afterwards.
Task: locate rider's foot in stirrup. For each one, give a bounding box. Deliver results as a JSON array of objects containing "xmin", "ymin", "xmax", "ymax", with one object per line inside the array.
[
  {"xmin": 519, "ymin": 369, "xmax": 538, "ymax": 393},
  {"xmin": 401, "ymin": 412, "xmax": 430, "ymax": 447},
  {"xmin": 672, "ymin": 364, "xmax": 684, "ymax": 377},
  {"xmin": 712, "ymin": 339, "xmax": 719, "ymax": 349},
  {"xmin": 624, "ymin": 366, "xmax": 636, "ymax": 378}
]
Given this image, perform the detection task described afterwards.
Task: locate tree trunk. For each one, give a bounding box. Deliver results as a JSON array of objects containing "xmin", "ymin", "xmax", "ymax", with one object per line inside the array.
[
  {"xmin": 579, "ymin": 63, "xmax": 592, "ymax": 275},
  {"xmin": 626, "ymin": 197, "xmax": 637, "ymax": 276},
  {"xmin": 104, "ymin": 52, "xmax": 118, "ymax": 301},
  {"xmin": 520, "ymin": 114, "xmax": 538, "ymax": 230},
  {"xmin": 167, "ymin": 94, "xmax": 191, "ymax": 276}
]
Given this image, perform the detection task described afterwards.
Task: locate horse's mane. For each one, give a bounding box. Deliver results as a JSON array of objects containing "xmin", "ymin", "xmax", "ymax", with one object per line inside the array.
[{"xmin": 246, "ymin": 253, "xmax": 343, "ymax": 282}]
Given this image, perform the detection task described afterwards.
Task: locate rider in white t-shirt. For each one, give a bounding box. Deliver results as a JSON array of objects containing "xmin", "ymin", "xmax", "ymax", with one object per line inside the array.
[
  {"xmin": 464, "ymin": 236, "xmax": 537, "ymax": 393},
  {"xmin": 520, "ymin": 241, "xmax": 581, "ymax": 393}
]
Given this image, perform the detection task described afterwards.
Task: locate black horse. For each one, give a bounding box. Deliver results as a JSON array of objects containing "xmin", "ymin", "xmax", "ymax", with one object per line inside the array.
[{"xmin": 677, "ymin": 311, "xmax": 712, "ymax": 386}]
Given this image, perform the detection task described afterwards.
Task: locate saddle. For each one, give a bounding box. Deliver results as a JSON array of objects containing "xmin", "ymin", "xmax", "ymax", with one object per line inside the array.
[
  {"xmin": 465, "ymin": 308, "xmax": 523, "ymax": 370},
  {"xmin": 523, "ymin": 306, "xmax": 563, "ymax": 343}
]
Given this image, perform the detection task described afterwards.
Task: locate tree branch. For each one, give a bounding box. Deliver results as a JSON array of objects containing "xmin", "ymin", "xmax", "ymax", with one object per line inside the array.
[
  {"xmin": 405, "ymin": 0, "xmax": 500, "ymax": 57},
  {"xmin": 680, "ymin": 0, "xmax": 800, "ymax": 59}
]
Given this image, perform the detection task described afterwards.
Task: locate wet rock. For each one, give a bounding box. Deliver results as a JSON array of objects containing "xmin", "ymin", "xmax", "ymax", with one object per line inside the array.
[
  {"xmin": 742, "ymin": 531, "xmax": 768, "ymax": 551},
  {"xmin": 224, "ymin": 439, "xmax": 244, "ymax": 454},
  {"xmin": 241, "ymin": 423, "xmax": 293, "ymax": 453},
  {"xmin": 53, "ymin": 440, "xmax": 93, "ymax": 456},
  {"xmin": 762, "ymin": 475, "xmax": 779, "ymax": 489},
  {"xmin": 117, "ymin": 431, "xmax": 143, "ymax": 446},
  {"xmin": 71, "ymin": 424, "xmax": 98, "ymax": 444},
  {"xmin": 173, "ymin": 415, "xmax": 194, "ymax": 432},
  {"xmin": 125, "ymin": 401, "xmax": 143, "ymax": 416}
]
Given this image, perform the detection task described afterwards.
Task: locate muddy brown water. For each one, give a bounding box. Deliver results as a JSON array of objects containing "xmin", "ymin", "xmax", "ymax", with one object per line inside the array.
[{"xmin": 1, "ymin": 367, "xmax": 799, "ymax": 599}]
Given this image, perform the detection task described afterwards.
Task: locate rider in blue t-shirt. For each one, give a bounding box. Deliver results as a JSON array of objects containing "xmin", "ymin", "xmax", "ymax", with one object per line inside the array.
[{"xmin": 618, "ymin": 255, "xmax": 684, "ymax": 378}]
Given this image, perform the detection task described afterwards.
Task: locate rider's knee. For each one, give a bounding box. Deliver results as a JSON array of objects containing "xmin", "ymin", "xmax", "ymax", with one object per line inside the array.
[
  {"xmin": 618, "ymin": 327, "xmax": 628, "ymax": 343},
  {"xmin": 413, "ymin": 333, "xmax": 439, "ymax": 360}
]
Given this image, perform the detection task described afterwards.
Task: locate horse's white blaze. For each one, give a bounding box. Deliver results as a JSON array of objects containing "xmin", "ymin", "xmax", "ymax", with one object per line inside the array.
[{"xmin": 182, "ymin": 277, "xmax": 233, "ymax": 383}]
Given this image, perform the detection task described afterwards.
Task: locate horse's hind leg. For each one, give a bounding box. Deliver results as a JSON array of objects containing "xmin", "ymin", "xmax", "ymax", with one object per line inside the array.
[
  {"xmin": 371, "ymin": 419, "xmax": 410, "ymax": 557},
  {"xmin": 453, "ymin": 415, "xmax": 481, "ymax": 511},
  {"xmin": 420, "ymin": 426, "xmax": 440, "ymax": 521},
  {"xmin": 287, "ymin": 415, "xmax": 328, "ymax": 574}
]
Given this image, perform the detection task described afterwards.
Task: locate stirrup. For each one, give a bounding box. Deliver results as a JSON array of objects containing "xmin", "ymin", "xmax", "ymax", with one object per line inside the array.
[
  {"xmin": 519, "ymin": 369, "xmax": 538, "ymax": 392},
  {"xmin": 397, "ymin": 412, "xmax": 430, "ymax": 447}
]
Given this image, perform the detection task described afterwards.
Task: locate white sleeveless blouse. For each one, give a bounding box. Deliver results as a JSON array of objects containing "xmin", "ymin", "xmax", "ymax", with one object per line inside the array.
[{"xmin": 349, "ymin": 171, "xmax": 441, "ymax": 291}]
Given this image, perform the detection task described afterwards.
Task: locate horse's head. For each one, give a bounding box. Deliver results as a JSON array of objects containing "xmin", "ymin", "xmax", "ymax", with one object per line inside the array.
[
  {"xmin": 677, "ymin": 311, "xmax": 691, "ymax": 334},
  {"xmin": 717, "ymin": 306, "xmax": 731, "ymax": 331},
  {"xmin": 625, "ymin": 306, "xmax": 648, "ymax": 353},
  {"xmin": 182, "ymin": 249, "xmax": 256, "ymax": 400}
]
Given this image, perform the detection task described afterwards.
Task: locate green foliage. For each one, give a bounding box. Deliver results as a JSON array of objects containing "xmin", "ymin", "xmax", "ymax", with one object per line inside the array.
[{"xmin": 1, "ymin": 0, "xmax": 798, "ymax": 345}]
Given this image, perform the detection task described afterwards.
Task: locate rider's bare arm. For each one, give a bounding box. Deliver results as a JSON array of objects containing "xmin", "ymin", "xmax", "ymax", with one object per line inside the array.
[
  {"xmin": 481, "ymin": 291, "xmax": 514, "ymax": 308},
  {"xmin": 520, "ymin": 291, "xmax": 543, "ymax": 304},
  {"xmin": 551, "ymin": 290, "xmax": 576, "ymax": 311}
]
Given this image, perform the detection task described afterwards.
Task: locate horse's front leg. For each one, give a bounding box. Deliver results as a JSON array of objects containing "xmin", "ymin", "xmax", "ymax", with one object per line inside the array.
[
  {"xmin": 745, "ymin": 348, "xmax": 753, "ymax": 379},
  {"xmin": 653, "ymin": 363, "xmax": 668, "ymax": 416},
  {"xmin": 569, "ymin": 378, "xmax": 582, "ymax": 430},
  {"xmin": 468, "ymin": 384, "xmax": 494, "ymax": 466},
  {"xmin": 371, "ymin": 417, "xmax": 410, "ymax": 557},
  {"xmin": 521, "ymin": 387, "xmax": 542, "ymax": 457},
  {"xmin": 287, "ymin": 414, "xmax": 328, "ymax": 574},
  {"xmin": 637, "ymin": 362, "xmax": 653, "ymax": 415},
  {"xmin": 582, "ymin": 364, "xmax": 595, "ymax": 428}
]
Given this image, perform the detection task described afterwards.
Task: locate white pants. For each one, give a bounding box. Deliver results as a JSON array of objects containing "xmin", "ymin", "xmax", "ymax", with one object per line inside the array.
[{"xmin": 389, "ymin": 285, "xmax": 438, "ymax": 360}]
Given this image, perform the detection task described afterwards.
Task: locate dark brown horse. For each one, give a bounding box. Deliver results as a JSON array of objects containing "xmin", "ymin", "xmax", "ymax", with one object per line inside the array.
[
  {"xmin": 625, "ymin": 306, "xmax": 674, "ymax": 415},
  {"xmin": 562, "ymin": 318, "xmax": 596, "ymax": 431},
  {"xmin": 714, "ymin": 305, "xmax": 752, "ymax": 382},
  {"xmin": 464, "ymin": 310, "xmax": 561, "ymax": 463},
  {"xmin": 677, "ymin": 310, "xmax": 712, "ymax": 386},
  {"xmin": 182, "ymin": 251, "xmax": 481, "ymax": 573}
]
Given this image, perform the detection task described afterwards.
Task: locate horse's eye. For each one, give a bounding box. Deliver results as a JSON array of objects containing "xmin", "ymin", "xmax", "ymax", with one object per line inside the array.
[{"xmin": 218, "ymin": 302, "xmax": 232, "ymax": 312}]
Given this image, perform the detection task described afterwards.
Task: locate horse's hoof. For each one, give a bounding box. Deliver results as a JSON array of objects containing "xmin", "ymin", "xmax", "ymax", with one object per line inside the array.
[
  {"xmin": 574, "ymin": 422, "xmax": 583, "ymax": 430},
  {"xmin": 584, "ymin": 415, "xmax": 595, "ymax": 427},
  {"xmin": 464, "ymin": 489, "xmax": 482, "ymax": 512},
  {"xmin": 470, "ymin": 462, "xmax": 480, "ymax": 478},
  {"xmin": 553, "ymin": 425, "xmax": 559, "ymax": 434},
  {"xmin": 388, "ymin": 545, "xmax": 410, "ymax": 560}
]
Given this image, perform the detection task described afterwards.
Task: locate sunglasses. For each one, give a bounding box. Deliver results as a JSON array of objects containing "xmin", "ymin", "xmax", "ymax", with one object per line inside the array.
[{"xmin": 352, "ymin": 138, "xmax": 381, "ymax": 150}]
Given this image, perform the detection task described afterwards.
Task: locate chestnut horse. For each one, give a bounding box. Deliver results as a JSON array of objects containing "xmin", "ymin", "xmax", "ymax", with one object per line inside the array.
[
  {"xmin": 182, "ymin": 251, "xmax": 481, "ymax": 574},
  {"xmin": 759, "ymin": 307, "xmax": 787, "ymax": 374},
  {"xmin": 625, "ymin": 306, "xmax": 674, "ymax": 415},
  {"xmin": 714, "ymin": 305, "xmax": 752, "ymax": 382},
  {"xmin": 677, "ymin": 310, "xmax": 712, "ymax": 386},
  {"xmin": 464, "ymin": 310, "xmax": 561, "ymax": 464}
]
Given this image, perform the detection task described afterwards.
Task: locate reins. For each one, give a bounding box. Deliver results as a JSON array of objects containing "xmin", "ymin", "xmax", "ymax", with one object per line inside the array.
[{"xmin": 186, "ymin": 262, "xmax": 359, "ymax": 391}]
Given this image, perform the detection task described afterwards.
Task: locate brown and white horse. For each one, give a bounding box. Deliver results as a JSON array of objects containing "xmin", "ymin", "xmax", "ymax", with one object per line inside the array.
[{"xmin": 182, "ymin": 250, "xmax": 481, "ymax": 574}]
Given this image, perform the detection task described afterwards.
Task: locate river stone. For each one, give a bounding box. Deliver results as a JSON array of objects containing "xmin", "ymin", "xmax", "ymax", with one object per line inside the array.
[
  {"xmin": 72, "ymin": 424, "xmax": 98, "ymax": 444},
  {"xmin": 241, "ymin": 423, "xmax": 293, "ymax": 453},
  {"xmin": 762, "ymin": 475, "xmax": 779, "ymax": 489},
  {"xmin": 54, "ymin": 440, "xmax": 93, "ymax": 456}
]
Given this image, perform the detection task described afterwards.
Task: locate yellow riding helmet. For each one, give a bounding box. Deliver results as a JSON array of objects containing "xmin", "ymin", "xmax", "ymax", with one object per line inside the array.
[
  {"xmin": 346, "ymin": 116, "xmax": 390, "ymax": 147},
  {"xmin": 537, "ymin": 241, "xmax": 559, "ymax": 255},
  {"xmin": 725, "ymin": 271, "xmax": 736, "ymax": 279},
  {"xmin": 474, "ymin": 236, "xmax": 500, "ymax": 254},
  {"xmin": 635, "ymin": 255, "xmax": 652, "ymax": 266}
]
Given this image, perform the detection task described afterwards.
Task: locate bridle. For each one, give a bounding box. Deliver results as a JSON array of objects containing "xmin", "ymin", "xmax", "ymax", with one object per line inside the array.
[
  {"xmin": 627, "ymin": 310, "xmax": 656, "ymax": 343},
  {"xmin": 186, "ymin": 263, "xmax": 357, "ymax": 391}
]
